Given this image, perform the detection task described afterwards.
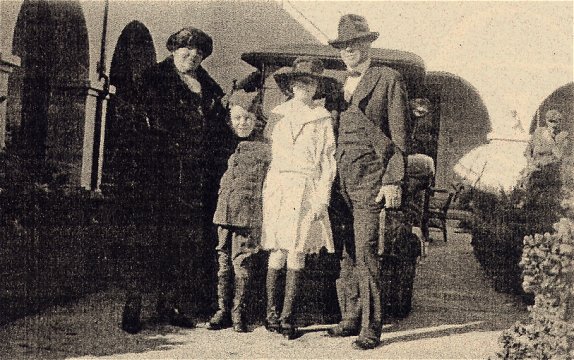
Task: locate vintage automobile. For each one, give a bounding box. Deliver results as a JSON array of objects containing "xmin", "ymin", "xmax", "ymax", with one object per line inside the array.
[{"xmin": 236, "ymin": 44, "xmax": 438, "ymax": 326}]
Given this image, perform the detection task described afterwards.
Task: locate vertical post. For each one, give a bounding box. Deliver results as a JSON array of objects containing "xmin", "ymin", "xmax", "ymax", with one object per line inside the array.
[
  {"xmin": 0, "ymin": 54, "xmax": 20, "ymax": 150},
  {"xmin": 90, "ymin": 0, "xmax": 110, "ymax": 190}
]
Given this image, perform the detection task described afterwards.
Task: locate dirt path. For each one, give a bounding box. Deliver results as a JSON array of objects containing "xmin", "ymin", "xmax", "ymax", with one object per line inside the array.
[{"xmin": 0, "ymin": 221, "xmax": 529, "ymax": 359}]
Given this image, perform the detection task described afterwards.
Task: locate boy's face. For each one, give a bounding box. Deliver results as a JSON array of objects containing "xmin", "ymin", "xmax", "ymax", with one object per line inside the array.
[{"xmin": 230, "ymin": 105, "xmax": 256, "ymax": 138}]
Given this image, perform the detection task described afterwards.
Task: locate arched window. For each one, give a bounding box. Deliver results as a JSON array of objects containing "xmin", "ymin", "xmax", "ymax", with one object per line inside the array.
[{"xmin": 425, "ymin": 72, "xmax": 490, "ymax": 188}]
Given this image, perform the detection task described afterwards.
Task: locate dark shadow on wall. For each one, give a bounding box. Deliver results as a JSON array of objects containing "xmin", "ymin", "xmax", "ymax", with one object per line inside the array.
[
  {"xmin": 425, "ymin": 71, "xmax": 490, "ymax": 188},
  {"xmin": 529, "ymin": 82, "xmax": 574, "ymax": 138},
  {"xmin": 102, "ymin": 20, "xmax": 157, "ymax": 187}
]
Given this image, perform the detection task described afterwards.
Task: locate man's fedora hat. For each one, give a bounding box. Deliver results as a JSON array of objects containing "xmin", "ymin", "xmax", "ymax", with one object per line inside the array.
[
  {"xmin": 273, "ymin": 56, "xmax": 338, "ymax": 98},
  {"xmin": 328, "ymin": 14, "xmax": 379, "ymax": 49}
]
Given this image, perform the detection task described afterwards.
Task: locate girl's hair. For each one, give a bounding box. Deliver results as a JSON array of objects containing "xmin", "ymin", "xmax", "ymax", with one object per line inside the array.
[{"xmin": 288, "ymin": 76, "xmax": 323, "ymax": 99}]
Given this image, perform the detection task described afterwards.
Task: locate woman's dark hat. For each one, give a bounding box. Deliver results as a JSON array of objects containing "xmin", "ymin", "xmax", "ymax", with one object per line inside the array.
[
  {"xmin": 273, "ymin": 56, "xmax": 338, "ymax": 98},
  {"xmin": 328, "ymin": 14, "xmax": 379, "ymax": 49},
  {"xmin": 166, "ymin": 27, "xmax": 213, "ymax": 58}
]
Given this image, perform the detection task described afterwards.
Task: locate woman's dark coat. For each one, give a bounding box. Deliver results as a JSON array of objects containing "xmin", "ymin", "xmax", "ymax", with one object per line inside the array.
[{"xmin": 124, "ymin": 56, "xmax": 235, "ymax": 227}]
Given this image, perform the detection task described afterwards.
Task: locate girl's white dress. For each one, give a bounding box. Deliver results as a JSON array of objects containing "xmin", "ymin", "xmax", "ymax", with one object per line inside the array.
[{"xmin": 261, "ymin": 99, "xmax": 336, "ymax": 255}]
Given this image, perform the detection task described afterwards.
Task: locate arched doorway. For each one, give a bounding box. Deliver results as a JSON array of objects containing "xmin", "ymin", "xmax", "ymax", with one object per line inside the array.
[
  {"xmin": 101, "ymin": 20, "xmax": 156, "ymax": 188},
  {"xmin": 8, "ymin": 0, "xmax": 89, "ymax": 183},
  {"xmin": 425, "ymin": 71, "xmax": 490, "ymax": 188},
  {"xmin": 529, "ymin": 82, "xmax": 574, "ymax": 137}
]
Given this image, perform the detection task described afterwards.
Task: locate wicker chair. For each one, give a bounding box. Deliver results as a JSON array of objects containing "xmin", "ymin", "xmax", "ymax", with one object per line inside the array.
[{"xmin": 424, "ymin": 183, "xmax": 464, "ymax": 242}]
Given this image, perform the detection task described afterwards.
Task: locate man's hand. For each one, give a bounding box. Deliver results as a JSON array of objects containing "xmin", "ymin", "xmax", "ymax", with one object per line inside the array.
[{"xmin": 376, "ymin": 185, "xmax": 402, "ymax": 209}]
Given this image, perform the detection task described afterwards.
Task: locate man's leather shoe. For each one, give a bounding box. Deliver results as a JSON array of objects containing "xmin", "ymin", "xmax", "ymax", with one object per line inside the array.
[
  {"xmin": 327, "ymin": 324, "xmax": 359, "ymax": 337},
  {"xmin": 121, "ymin": 298, "xmax": 142, "ymax": 334},
  {"xmin": 281, "ymin": 324, "xmax": 302, "ymax": 340},
  {"xmin": 168, "ymin": 308, "xmax": 196, "ymax": 328},
  {"xmin": 352, "ymin": 338, "xmax": 382, "ymax": 350}
]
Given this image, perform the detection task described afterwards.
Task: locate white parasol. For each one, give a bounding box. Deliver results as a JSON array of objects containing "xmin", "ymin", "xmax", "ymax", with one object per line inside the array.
[{"xmin": 454, "ymin": 115, "xmax": 530, "ymax": 193}]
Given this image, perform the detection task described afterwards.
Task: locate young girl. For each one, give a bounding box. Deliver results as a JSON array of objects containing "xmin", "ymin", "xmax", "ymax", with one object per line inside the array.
[
  {"xmin": 208, "ymin": 90, "xmax": 271, "ymax": 332},
  {"xmin": 262, "ymin": 57, "xmax": 337, "ymax": 339}
]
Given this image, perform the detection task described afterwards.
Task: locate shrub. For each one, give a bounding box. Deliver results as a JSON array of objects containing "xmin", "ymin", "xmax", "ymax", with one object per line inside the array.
[{"xmin": 497, "ymin": 160, "xmax": 574, "ymax": 359}]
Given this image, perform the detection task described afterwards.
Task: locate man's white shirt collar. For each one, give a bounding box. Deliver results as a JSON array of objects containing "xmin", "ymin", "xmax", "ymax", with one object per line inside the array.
[
  {"xmin": 347, "ymin": 58, "xmax": 371, "ymax": 77},
  {"xmin": 344, "ymin": 58, "xmax": 371, "ymax": 101}
]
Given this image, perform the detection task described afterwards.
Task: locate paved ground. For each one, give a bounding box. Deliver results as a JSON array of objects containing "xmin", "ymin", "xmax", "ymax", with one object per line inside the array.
[{"xmin": 0, "ymin": 222, "xmax": 529, "ymax": 359}]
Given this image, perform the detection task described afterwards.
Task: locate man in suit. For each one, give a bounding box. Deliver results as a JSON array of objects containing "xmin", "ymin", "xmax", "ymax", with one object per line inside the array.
[{"xmin": 327, "ymin": 14, "xmax": 410, "ymax": 350}]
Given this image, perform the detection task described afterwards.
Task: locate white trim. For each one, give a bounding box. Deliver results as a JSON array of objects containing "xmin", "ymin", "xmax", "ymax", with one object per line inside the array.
[{"xmin": 277, "ymin": 0, "xmax": 330, "ymax": 44}]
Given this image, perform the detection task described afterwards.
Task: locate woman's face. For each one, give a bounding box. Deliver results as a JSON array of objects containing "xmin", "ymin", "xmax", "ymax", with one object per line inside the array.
[
  {"xmin": 230, "ymin": 105, "xmax": 256, "ymax": 138},
  {"xmin": 291, "ymin": 77, "xmax": 318, "ymax": 101},
  {"xmin": 173, "ymin": 47, "xmax": 204, "ymax": 74}
]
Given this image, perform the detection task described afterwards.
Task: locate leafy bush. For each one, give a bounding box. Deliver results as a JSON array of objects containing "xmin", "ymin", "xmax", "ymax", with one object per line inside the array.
[{"xmin": 497, "ymin": 160, "xmax": 574, "ymax": 359}]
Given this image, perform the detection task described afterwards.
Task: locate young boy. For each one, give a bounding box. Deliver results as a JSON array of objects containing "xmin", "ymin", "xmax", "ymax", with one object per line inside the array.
[{"xmin": 208, "ymin": 90, "xmax": 271, "ymax": 332}]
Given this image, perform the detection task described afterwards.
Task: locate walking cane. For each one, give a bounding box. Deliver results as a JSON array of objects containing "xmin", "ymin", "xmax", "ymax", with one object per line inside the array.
[{"xmin": 378, "ymin": 208, "xmax": 387, "ymax": 256}]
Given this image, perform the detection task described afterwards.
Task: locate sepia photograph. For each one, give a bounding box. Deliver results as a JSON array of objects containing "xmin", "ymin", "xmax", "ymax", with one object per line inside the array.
[{"xmin": 0, "ymin": 0, "xmax": 572, "ymax": 358}]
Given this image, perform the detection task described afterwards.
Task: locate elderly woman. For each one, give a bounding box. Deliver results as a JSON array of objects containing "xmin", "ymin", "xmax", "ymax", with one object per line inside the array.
[{"xmin": 120, "ymin": 27, "xmax": 234, "ymax": 334}]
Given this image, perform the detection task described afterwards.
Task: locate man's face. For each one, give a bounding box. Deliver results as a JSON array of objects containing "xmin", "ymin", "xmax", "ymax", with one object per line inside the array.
[
  {"xmin": 173, "ymin": 47, "xmax": 204, "ymax": 74},
  {"xmin": 230, "ymin": 105, "xmax": 256, "ymax": 138},
  {"xmin": 340, "ymin": 39, "xmax": 371, "ymax": 69},
  {"xmin": 547, "ymin": 117, "xmax": 561, "ymax": 133}
]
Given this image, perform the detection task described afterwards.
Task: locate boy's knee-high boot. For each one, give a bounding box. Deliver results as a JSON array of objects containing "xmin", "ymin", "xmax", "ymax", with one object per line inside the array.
[
  {"xmin": 231, "ymin": 276, "xmax": 249, "ymax": 332},
  {"xmin": 265, "ymin": 268, "xmax": 282, "ymax": 332},
  {"xmin": 208, "ymin": 252, "xmax": 233, "ymax": 330},
  {"xmin": 280, "ymin": 269, "xmax": 302, "ymax": 340}
]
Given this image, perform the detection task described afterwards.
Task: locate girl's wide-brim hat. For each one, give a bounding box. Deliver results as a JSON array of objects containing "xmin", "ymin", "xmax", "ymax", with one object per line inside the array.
[
  {"xmin": 166, "ymin": 27, "xmax": 213, "ymax": 58},
  {"xmin": 273, "ymin": 56, "xmax": 338, "ymax": 98},
  {"xmin": 328, "ymin": 14, "xmax": 379, "ymax": 49}
]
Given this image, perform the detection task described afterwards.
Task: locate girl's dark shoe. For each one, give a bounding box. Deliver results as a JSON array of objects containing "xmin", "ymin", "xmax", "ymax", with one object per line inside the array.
[
  {"xmin": 233, "ymin": 322, "xmax": 248, "ymax": 333},
  {"xmin": 265, "ymin": 317, "xmax": 281, "ymax": 332}
]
